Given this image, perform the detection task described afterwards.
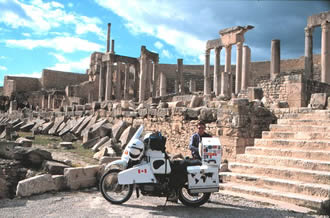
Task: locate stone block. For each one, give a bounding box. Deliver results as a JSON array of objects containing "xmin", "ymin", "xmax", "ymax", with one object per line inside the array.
[
  {"xmin": 199, "ymin": 108, "xmax": 217, "ymax": 122},
  {"xmin": 112, "ymin": 120, "xmax": 129, "ymax": 141},
  {"xmin": 99, "ymin": 156, "xmax": 121, "ymax": 165},
  {"xmin": 15, "ymin": 137, "xmax": 32, "ymax": 147},
  {"xmin": 16, "ymin": 174, "xmax": 56, "ymax": 197},
  {"xmin": 119, "ymin": 126, "xmax": 136, "ymax": 149},
  {"xmin": 184, "ymin": 108, "xmax": 201, "ymax": 120},
  {"xmin": 59, "ymin": 142, "xmax": 74, "ymax": 149},
  {"xmin": 157, "ymin": 108, "xmax": 170, "ymax": 117},
  {"xmin": 92, "ymin": 102, "xmax": 101, "ymax": 110},
  {"xmin": 309, "ymin": 93, "xmax": 328, "ymax": 109},
  {"xmin": 52, "ymin": 175, "xmax": 66, "ymax": 191},
  {"xmin": 41, "ymin": 121, "xmax": 54, "ymax": 134},
  {"xmin": 64, "ymin": 165, "xmax": 101, "ymax": 190},
  {"xmin": 20, "ymin": 122, "xmax": 35, "ymax": 132},
  {"xmin": 61, "ymin": 133, "xmax": 77, "ymax": 142},
  {"xmin": 43, "ymin": 160, "xmax": 70, "ymax": 175},
  {"xmin": 138, "ymin": 108, "xmax": 148, "ymax": 117},
  {"xmin": 189, "ymin": 95, "xmax": 203, "ymax": 108},
  {"xmin": 168, "ymin": 101, "xmax": 184, "ymax": 108},
  {"xmin": 75, "ymin": 115, "xmax": 92, "ymax": 135},
  {"xmin": 91, "ymin": 136, "xmax": 110, "ymax": 152},
  {"xmin": 48, "ymin": 116, "xmax": 66, "ymax": 135},
  {"xmin": 247, "ymin": 87, "xmax": 263, "ymax": 101},
  {"xmin": 82, "ymin": 136, "xmax": 100, "ymax": 149}
]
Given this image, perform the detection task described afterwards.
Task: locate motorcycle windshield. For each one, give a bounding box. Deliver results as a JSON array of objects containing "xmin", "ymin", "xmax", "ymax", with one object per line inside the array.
[{"xmin": 121, "ymin": 125, "xmax": 144, "ymax": 161}]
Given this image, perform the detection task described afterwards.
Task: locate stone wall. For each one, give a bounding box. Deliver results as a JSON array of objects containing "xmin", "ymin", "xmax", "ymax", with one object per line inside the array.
[
  {"xmin": 41, "ymin": 69, "xmax": 89, "ymax": 90},
  {"xmin": 258, "ymin": 72, "xmax": 330, "ymax": 108},
  {"xmin": 66, "ymin": 80, "xmax": 99, "ymax": 103},
  {"xmin": 3, "ymin": 76, "xmax": 41, "ymax": 97}
]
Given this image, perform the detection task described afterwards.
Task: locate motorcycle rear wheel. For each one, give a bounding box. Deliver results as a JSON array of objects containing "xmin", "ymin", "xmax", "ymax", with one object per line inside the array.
[
  {"xmin": 178, "ymin": 183, "xmax": 211, "ymax": 207},
  {"xmin": 100, "ymin": 169, "xmax": 133, "ymax": 204}
]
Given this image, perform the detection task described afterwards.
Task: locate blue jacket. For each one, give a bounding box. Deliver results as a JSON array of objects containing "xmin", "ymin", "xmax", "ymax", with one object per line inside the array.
[{"xmin": 189, "ymin": 132, "xmax": 211, "ymax": 160}]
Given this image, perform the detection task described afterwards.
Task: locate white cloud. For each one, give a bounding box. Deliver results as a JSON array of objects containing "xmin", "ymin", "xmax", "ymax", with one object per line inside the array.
[
  {"xmin": 22, "ymin": 32, "xmax": 31, "ymax": 37},
  {"xmin": 0, "ymin": 56, "xmax": 6, "ymax": 59},
  {"xmin": 49, "ymin": 56, "xmax": 90, "ymax": 73},
  {"xmin": 68, "ymin": 3, "xmax": 73, "ymax": 8},
  {"xmin": 49, "ymin": 52, "xmax": 67, "ymax": 62},
  {"xmin": 154, "ymin": 41, "xmax": 163, "ymax": 49},
  {"xmin": 161, "ymin": 49, "xmax": 172, "ymax": 59},
  {"xmin": 0, "ymin": 65, "xmax": 7, "ymax": 71},
  {"xmin": 0, "ymin": 0, "xmax": 105, "ymax": 39},
  {"xmin": 4, "ymin": 36, "xmax": 103, "ymax": 53}
]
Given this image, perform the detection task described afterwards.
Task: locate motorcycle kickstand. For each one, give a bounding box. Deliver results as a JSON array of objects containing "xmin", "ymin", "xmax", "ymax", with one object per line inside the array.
[{"xmin": 135, "ymin": 187, "xmax": 139, "ymax": 198}]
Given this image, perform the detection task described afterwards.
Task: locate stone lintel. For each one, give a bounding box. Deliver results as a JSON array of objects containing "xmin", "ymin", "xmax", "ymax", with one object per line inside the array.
[
  {"xmin": 307, "ymin": 11, "xmax": 330, "ymax": 28},
  {"xmin": 206, "ymin": 38, "xmax": 223, "ymax": 50}
]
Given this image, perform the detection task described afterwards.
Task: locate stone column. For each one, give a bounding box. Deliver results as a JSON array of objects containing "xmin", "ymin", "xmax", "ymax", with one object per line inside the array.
[
  {"xmin": 98, "ymin": 62, "xmax": 105, "ymax": 101},
  {"xmin": 139, "ymin": 55, "xmax": 147, "ymax": 102},
  {"xmin": 115, "ymin": 62, "xmax": 122, "ymax": 100},
  {"xmin": 190, "ymin": 79, "xmax": 196, "ymax": 93},
  {"xmin": 111, "ymin": 40, "xmax": 115, "ymax": 54},
  {"xmin": 214, "ymin": 47, "xmax": 221, "ymax": 96},
  {"xmin": 159, "ymin": 71, "xmax": 167, "ymax": 96},
  {"xmin": 177, "ymin": 59, "xmax": 184, "ymax": 94},
  {"xmin": 321, "ymin": 22, "xmax": 330, "ymax": 83},
  {"xmin": 145, "ymin": 60, "xmax": 152, "ymax": 99},
  {"xmin": 225, "ymin": 45, "xmax": 232, "ymax": 95},
  {"xmin": 204, "ymin": 50, "xmax": 211, "ymax": 95},
  {"xmin": 235, "ymin": 42, "xmax": 243, "ymax": 94},
  {"xmin": 105, "ymin": 58, "xmax": 113, "ymax": 101},
  {"xmin": 152, "ymin": 61, "xmax": 158, "ymax": 97},
  {"xmin": 134, "ymin": 63, "xmax": 139, "ymax": 99},
  {"xmin": 304, "ymin": 27, "xmax": 313, "ymax": 79},
  {"xmin": 241, "ymin": 45, "xmax": 251, "ymax": 90},
  {"xmin": 47, "ymin": 95, "xmax": 51, "ymax": 109},
  {"xmin": 107, "ymin": 23, "xmax": 111, "ymax": 53},
  {"xmin": 41, "ymin": 95, "xmax": 46, "ymax": 109},
  {"xmin": 270, "ymin": 39, "xmax": 281, "ymax": 80},
  {"xmin": 175, "ymin": 79, "xmax": 179, "ymax": 94},
  {"xmin": 124, "ymin": 63, "xmax": 130, "ymax": 100},
  {"xmin": 220, "ymin": 71, "xmax": 230, "ymax": 97}
]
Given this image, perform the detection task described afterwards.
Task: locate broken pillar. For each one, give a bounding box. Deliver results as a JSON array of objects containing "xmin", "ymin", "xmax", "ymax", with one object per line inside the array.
[
  {"xmin": 152, "ymin": 61, "xmax": 158, "ymax": 97},
  {"xmin": 98, "ymin": 62, "xmax": 105, "ymax": 101},
  {"xmin": 304, "ymin": 27, "xmax": 314, "ymax": 80},
  {"xmin": 214, "ymin": 47, "xmax": 221, "ymax": 96},
  {"xmin": 139, "ymin": 54, "xmax": 147, "ymax": 102},
  {"xmin": 270, "ymin": 39, "xmax": 280, "ymax": 80},
  {"xmin": 190, "ymin": 79, "xmax": 196, "ymax": 93},
  {"xmin": 107, "ymin": 23, "xmax": 111, "ymax": 53},
  {"xmin": 177, "ymin": 59, "xmax": 184, "ymax": 94},
  {"xmin": 105, "ymin": 56, "xmax": 113, "ymax": 101},
  {"xmin": 160, "ymin": 72, "xmax": 167, "ymax": 96},
  {"xmin": 111, "ymin": 40, "xmax": 115, "ymax": 54},
  {"xmin": 235, "ymin": 42, "xmax": 243, "ymax": 94},
  {"xmin": 124, "ymin": 63, "xmax": 130, "ymax": 100},
  {"xmin": 241, "ymin": 45, "xmax": 251, "ymax": 90},
  {"xmin": 115, "ymin": 62, "xmax": 122, "ymax": 100},
  {"xmin": 204, "ymin": 50, "xmax": 211, "ymax": 95},
  {"xmin": 225, "ymin": 45, "xmax": 232, "ymax": 96},
  {"xmin": 321, "ymin": 22, "xmax": 330, "ymax": 83}
]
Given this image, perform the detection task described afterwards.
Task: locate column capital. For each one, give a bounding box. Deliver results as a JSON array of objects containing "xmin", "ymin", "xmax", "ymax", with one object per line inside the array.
[
  {"xmin": 321, "ymin": 22, "xmax": 330, "ymax": 31},
  {"xmin": 304, "ymin": 27, "xmax": 314, "ymax": 36},
  {"xmin": 205, "ymin": 50, "xmax": 211, "ymax": 55},
  {"xmin": 236, "ymin": 41, "xmax": 243, "ymax": 47}
]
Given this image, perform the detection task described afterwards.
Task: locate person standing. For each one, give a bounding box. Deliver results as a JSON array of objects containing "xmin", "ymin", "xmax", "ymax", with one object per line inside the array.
[{"xmin": 189, "ymin": 121, "xmax": 211, "ymax": 160}]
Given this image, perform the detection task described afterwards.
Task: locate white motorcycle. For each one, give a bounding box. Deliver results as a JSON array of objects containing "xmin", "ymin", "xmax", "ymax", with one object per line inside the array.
[{"xmin": 99, "ymin": 125, "xmax": 222, "ymax": 207}]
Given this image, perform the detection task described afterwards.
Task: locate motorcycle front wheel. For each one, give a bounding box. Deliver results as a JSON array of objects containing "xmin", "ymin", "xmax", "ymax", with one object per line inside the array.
[
  {"xmin": 178, "ymin": 183, "xmax": 211, "ymax": 207},
  {"xmin": 99, "ymin": 169, "xmax": 133, "ymax": 204}
]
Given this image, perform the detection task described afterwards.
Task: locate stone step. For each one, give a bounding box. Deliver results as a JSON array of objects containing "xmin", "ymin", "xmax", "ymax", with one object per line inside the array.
[
  {"xmin": 262, "ymin": 131, "xmax": 330, "ymax": 140},
  {"xmin": 254, "ymin": 138, "xmax": 330, "ymax": 151},
  {"xmin": 238, "ymin": 154, "xmax": 330, "ymax": 172},
  {"xmin": 220, "ymin": 172, "xmax": 330, "ymax": 198},
  {"xmin": 281, "ymin": 111, "xmax": 330, "ymax": 120},
  {"xmin": 219, "ymin": 183, "xmax": 326, "ymax": 210},
  {"xmin": 229, "ymin": 162, "xmax": 330, "ymax": 185},
  {"xmin": 278, "ymin": 119, "xmax": 330, "ymax": 126},
  {"xmin": 269, "ymin": 124, "xmax": 330, "ymax": 133},
  {"xmin": 245, "ymin": 147, "xmax": 330, "ymax": 161}
]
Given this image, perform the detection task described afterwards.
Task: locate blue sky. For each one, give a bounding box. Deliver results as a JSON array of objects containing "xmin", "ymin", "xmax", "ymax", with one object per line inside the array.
[{"xmin": 0, "ymin": 0, "xmax": 329, "ymax": 87}]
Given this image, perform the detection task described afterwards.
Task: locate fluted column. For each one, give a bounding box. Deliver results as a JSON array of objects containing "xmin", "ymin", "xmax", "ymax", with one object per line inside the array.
[
  {"xmin": 159, "ymin": 71, "xmax": 167, "ymax": 96},
  {"xmin": 152, "ymin": 61, "xmax": 158, "ymax": 97},
  {"xmin": 124, "ymin": 63, "xmax": 130, "ymax": 100},
  {"xmin": 214, "ymin": 47, "xmax": 221, "ymax": 96},
  {"xmin": 241, "ymin": 45, "xmax": 251, "ymax": 90},
  {"xmin": 235, "ymin": 42, "xmax": 243, "ymax": 94},
  {"xmin": 115, "ymin": 62, "xmax": 122, "ymax": 100},
  {"xmin": 321, "ymin": 22, "xmax": 330, "ymax": 83},
  {"xmin": 204, "ymin": 50, "xmax": 211, "ymax": 95},
  {"xmin": 304, "ymin": 27, "xmax": 313, "ymax": 80},
  {"xmin": 225, "ymin": 45, "xmax": 232, "ymax": 95},
  {"xmin": 139, "ymin": 55, "xmax": 147, "ymax": 102},
  {"xmin": 98, "ymin": 62, "xmax": 105, "ymax": 101},
  {"xmin": 270, "ymin": 39, "xmax": 281, "ymax": 80},
  {"xmin": 105, "ymin": 57, "xmax": 113, "ymax": 101}
]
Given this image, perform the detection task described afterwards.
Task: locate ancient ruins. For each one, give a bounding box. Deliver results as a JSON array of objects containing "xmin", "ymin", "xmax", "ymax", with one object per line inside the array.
[{"xmin": 0, "ymin": 10, "xmax": 329, "ymax": 214}]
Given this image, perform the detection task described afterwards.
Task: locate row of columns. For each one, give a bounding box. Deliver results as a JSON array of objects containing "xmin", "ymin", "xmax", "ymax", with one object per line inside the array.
[
  {"xmin": 139, "ymin": 55, "xmax": 159, "ymax": 102},
  {"xmin": 203, "ymin": 44, "xmax": 251, "ymax": 97},
  {"xmin": 305, "ymin": 21, "xmax": 330, "ymax": 83}
]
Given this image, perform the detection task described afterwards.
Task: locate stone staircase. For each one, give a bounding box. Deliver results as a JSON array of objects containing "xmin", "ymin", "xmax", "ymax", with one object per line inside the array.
[{"xmin": 219, "ymin": 109, "xmax": 330, "ymax": 212}]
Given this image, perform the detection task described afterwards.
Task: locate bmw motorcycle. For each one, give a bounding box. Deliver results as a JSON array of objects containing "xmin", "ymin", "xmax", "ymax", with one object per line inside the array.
[{"xmin": 99, "ymin": 125, "xmax": 222, "ymax": 207}]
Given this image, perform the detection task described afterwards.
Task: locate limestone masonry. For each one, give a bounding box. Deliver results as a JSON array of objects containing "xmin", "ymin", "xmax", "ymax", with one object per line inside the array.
[{"xmin": 0, "ymin": 10, "xmax": 330, "ymax": 215}]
